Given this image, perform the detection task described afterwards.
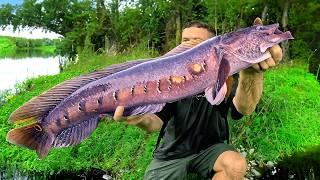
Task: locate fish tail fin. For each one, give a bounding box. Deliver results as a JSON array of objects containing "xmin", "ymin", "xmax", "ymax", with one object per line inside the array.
[{"xmin": 6, "ymin": 123, "xmax": 54, "ymax": 159}]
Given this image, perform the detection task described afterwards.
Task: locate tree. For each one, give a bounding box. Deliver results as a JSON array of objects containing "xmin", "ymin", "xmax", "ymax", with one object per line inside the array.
[
  {"xmin": 281, "ymin": 0, "xmax": 289, "ymax": 61},
  {"xmin": 0, "ymin": 3, "xmax": 15, "ymax": 26}
]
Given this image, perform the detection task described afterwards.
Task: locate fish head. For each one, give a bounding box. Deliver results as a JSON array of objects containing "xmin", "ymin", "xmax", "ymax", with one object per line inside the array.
[
  {"xmin": 221, "ymin": 23, "xmax": 294, "ymax": 64},
  {"xmin": 252, "ymin": 23, "xmax": 294, "ymax": 52}
]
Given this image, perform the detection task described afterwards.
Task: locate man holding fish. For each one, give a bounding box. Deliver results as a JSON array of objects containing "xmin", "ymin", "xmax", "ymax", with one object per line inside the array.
[
  {"xmin": 115, "ymin": 18, "xmax": 283, "ymax": 179},
  {"xmin": 7, "ymin": 16, "xmax": 291, "ymax": 179}
]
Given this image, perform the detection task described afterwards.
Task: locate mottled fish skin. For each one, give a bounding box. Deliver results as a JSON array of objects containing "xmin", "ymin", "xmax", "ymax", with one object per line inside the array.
[
  {"xmin": 45, "ymin": 41, "xmax": 222, "ymax": 134},
  {"xmin": 7, "ymin": 23, "xmax": 293, "ymax": 158}
]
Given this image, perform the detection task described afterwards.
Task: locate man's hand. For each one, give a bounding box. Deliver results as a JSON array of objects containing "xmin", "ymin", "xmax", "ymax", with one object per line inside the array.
[
  {"xmin": 113, "ymin": 106, "xmax": 163, "ymax": 133},
  {"xmin": 246, "ymin": 17, "xmax": 283, "ymax": 73}
]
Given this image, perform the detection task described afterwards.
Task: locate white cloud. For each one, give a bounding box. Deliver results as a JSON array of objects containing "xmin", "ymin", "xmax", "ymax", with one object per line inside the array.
[{"xmin": 0, "ymin": 25, "xmax": 63, "ymax": 39}]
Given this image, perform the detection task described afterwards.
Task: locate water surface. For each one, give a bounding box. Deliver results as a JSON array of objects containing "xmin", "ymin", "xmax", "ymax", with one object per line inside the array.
[{"xmin": 0, "ymin": 56, "xmax": 61, "ymax": 91}]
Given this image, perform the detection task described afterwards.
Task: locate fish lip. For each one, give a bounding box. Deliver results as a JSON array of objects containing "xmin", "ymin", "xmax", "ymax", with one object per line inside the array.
[{"xmin": 265, "ymin": 23, "xmax": 280, "ymax": 35}]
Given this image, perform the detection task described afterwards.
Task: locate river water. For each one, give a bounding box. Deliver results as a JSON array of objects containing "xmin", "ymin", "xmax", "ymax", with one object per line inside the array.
[{"xmin": 0, "ymin": 50, "xmax": 64, "ymax": 92}]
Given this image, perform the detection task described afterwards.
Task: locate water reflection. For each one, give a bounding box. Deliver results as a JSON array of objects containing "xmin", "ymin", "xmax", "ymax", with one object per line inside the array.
[
  {"xmin": 0, "ymin": 56, "xmax": 61, "ymax": 91},
  {"xmin": 0, "ymin": 47, "xmax": 56, "ymax": 59},
  {"xmin": 8, "ymin": 49, "xmax": 56, "ymax": 59}
]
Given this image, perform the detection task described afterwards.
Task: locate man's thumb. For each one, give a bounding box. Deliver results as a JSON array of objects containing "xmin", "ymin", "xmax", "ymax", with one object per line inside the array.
[
  {"xmin": 253, "ymin": 17, "xmax": 263, "ymax": 25},
  {"xmin": 113, "ymin": 106, "xmax": 125, "ymax": 120}
]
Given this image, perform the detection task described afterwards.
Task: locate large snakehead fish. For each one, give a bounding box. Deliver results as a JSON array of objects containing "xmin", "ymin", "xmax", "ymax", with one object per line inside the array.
[{"xmin": 7, "ymin": 23, "xmax": 293, "ymax": 158}]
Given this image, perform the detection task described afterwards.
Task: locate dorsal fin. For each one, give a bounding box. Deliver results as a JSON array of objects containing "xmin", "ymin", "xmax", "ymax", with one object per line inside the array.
[
  {"xmin": 9, "ymin": 40, "xmax": 202, "ymax": 124},
  {"xmin": 162, "ymin": 39, "xmax": 204, "ymax": 57}
]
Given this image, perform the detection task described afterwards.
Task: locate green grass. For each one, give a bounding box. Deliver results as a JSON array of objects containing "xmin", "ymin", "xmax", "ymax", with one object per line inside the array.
[
  {"xmin": 0, "ymin": 53, "xmax": 319, "ymax": 178},
  {"xmin": 230, "ymin": 61, "xmax": 320, "ymax": 163},
  {"xmin": 0, "ymin": 36, "xmax": 16, "ymax": 57}
]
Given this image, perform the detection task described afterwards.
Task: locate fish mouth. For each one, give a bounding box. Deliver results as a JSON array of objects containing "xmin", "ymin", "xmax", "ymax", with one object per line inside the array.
[
  {"xmin": 259, "ymin": 30, "xmax": 294, "ymax": 53},
  {"xmin": 263, "ymin": 23, "xmax": 280, "ymax": 35}
]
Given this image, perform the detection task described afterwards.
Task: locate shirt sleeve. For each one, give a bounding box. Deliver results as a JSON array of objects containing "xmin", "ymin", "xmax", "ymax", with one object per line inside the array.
[{"xmin": 155, "ymin": 102, "xmax": 176, "ymax": 124}]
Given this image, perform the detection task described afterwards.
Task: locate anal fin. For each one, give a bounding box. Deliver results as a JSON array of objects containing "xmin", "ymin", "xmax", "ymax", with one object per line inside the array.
[
  {"xmin": 122, "ymin": 103, "xmax": 166, "ymax": 116},
  {"xmin": 53, "ymin": 116, "xmax": 100, "ymax": 148}
]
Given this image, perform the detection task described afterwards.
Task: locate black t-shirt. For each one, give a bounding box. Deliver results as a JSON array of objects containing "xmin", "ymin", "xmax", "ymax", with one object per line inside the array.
[{"xmin": 154, "ymin": 77, "xmax": 243, "ymax": 160}]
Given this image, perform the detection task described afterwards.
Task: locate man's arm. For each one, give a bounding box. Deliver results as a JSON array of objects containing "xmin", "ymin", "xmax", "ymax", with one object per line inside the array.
[
  {"xmin": 232, "ymin": 18, "xmax": 283, "ymax": 115},
  {"xmin": 232, "ymin": 69, "xmax": 263, "ymax": 115}
]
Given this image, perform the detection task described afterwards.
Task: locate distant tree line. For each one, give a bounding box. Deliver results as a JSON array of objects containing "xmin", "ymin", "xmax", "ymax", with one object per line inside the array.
[
  {"xmin": 0, "ymin": 0, "xmax": 319, "ymax": 78},
  {"xmin": 12, "ymin": 37, "xmax": 58, "ymax": 49}
]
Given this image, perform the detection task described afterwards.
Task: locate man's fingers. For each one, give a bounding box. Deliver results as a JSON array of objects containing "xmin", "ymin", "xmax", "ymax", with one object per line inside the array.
[
  {"xmin": 265, "ymin": 58, "xmax": 276, "ymax": 67},
  {"xmin": 113, "ymin": 106, "xmax": 125, "ymax": 120},
  {"xmin": 253, "ymin": 17, "xmax": 263, "ymax": 25},
  {"xmin": 126, "ymin": 115, "xmax": 144, "ymax": 124},
  {"xmin": 269, "ymin": 45, "xmax": 283, "ymax": 63},
  {"xmin": 251, "ymin": 64, "xmax": 262, "ymax": 72},
  {"xmin": 258, "ymin": 61, "xmax": 269, "ymax": 71}
]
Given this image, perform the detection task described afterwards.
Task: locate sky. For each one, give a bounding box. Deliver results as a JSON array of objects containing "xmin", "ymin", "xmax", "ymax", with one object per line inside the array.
[
  {"xmin": 0, "ymin": 25, "xmax": 63, "ymax": 39},
  {"xmin": 0, "ymin": 0, "xmax": 23, "ymax": 5},
  {"xmin": 0, "ymin": 0, "xmax": 62, "ymax": 39}
]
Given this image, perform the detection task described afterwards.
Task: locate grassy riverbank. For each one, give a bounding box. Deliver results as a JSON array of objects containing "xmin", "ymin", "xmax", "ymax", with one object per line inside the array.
[
  {"xmin": 0, "ymin": 36, "xmax": 16, "ymax": 57},
  {"xmin": 0, "ymin": 36, "xmax": 56, "ymax": 58},
  {"xmin": 0, "ymin": 51, "xmax": 319, "ymax": 178}
]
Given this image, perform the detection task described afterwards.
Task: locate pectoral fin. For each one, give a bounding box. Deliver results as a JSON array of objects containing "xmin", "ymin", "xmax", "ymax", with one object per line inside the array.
[
  {"xmin": 205, "ymin": 83, "xmax": 227, "ymax": 105},
  {"xmin": 205, "ymin": 50, "xmax": 231, "ymax": 105}
]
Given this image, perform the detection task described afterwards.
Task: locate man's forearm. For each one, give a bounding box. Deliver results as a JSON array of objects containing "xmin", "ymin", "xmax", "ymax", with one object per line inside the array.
[
  {"xmin": 125, "ymin": 114, "xmax": 163, "ymax": 133},
  {"xmin": 232, "ymin": 70, "xmax": 263, "ymax": 115}
]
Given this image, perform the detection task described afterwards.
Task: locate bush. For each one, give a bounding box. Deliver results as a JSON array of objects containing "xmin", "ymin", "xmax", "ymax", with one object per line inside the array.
[{"xmin": 290, "ymin": 39, "xmax": 313, "ymax": 61}]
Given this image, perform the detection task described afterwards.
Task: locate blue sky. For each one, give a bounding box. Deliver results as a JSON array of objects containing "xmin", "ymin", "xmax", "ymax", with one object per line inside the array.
[{"xmin": 0, "ymin": 0, "xmax": 23, "ymax": 5}]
